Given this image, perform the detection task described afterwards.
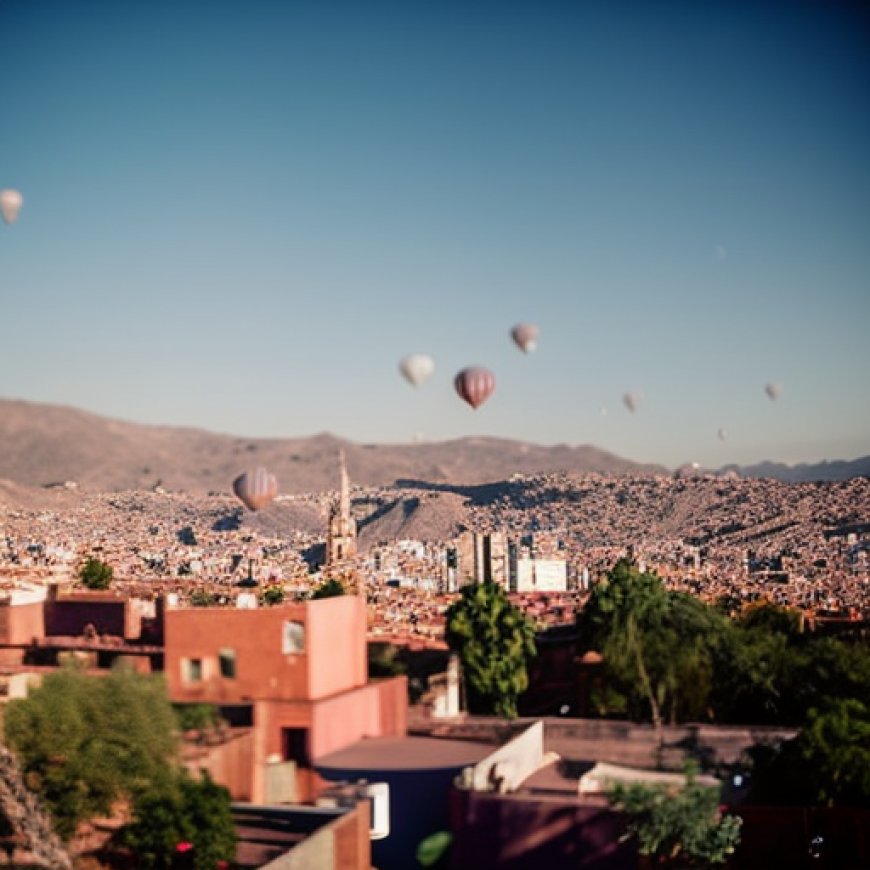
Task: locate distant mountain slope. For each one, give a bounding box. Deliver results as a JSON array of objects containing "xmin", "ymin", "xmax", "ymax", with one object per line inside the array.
[
  {"xmin": 0, "ymin": 399, "xmax": 665, "ymax": 494},
  {"xmin": 720, "ymin": 457, "xmax": 870, "ymax": 482}
]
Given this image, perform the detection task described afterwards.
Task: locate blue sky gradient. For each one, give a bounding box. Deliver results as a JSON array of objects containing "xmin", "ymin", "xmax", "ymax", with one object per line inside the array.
[{"xmin": 2, "ymin": 1, "xmax": 868, "ymax": 467}]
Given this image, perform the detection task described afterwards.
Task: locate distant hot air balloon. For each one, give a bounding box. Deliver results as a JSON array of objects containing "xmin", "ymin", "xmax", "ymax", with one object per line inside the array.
[
  {"xmin": 232, "ymin": 467, "xmax": 278, "ymax": 511},
  {"xmin": 623, "ymin": 391, "xmax": 642, "ymax": 413},
  {"xmin": 511, "ymin": 323, "xmax": 539, "ymax": 353},
  {"xmin": 718, "ymin": 427, "xmax": 728, "ymax": 441},
  {"xmin": 399, "ymin": 354, "xmax": 435, "ymax": 387},
  {"xmin": 454, "ymin": 366, "xmax": 496, "ymax": 409},
  {"xmin": 599, "ymin": 407, "xmax": 608, "ymax": 417},
  {"xmin": 0, "ymin": 189, "xmax": 23, "ymax": 225},
  {"xmin": 764, "ymin": 382, "xmax": 782, "ymax": 401},
  {"xmin": 675, "ymin": 462, "xmax": 702, "ymax": 479}
]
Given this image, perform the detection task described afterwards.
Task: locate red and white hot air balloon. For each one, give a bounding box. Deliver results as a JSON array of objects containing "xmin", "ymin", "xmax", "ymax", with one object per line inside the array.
[
  {"xmin": 232, "ymin": 467, "xmax": 278, "ymax": 511},
  {"xmin": 511, "ymin": 323, "xmax": 539, "ymax": 353},
  {"xmin": 454, "ymin": 366, "xmax": 496, "ymax": 409},
  {"xmin": 0, "ymin": 189, "xmax": 23, "ymax": 225}
]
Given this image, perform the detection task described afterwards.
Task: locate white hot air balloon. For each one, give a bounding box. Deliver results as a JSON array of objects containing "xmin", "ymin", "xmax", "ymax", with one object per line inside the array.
[
  {"xmin": 622, "ymin": 391, "xmax": 642, "ymax": 413},
  {"xmin": 718, "ymin": 427, "xmax": 728, "ymax": 441},
  {"xmin": 0, "ymin": 189, "xmax": 23, "ymax": 225},
  {"xmin": 764, "ymin": 382, "xmax": 782, "ymax": 401},
  {"xmin": 399, "ymin": 354, "xmax": 435, "ymax": 388},
  {"xmin": 511, "ymin": 323, "xmax": 539, "ymax": 353}
]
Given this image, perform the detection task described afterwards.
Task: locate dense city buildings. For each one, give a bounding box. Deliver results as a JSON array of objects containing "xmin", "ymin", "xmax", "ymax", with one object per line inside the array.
[{"xmin": 2, "ymin": 472, "xmax": 867, "ymax": 646}]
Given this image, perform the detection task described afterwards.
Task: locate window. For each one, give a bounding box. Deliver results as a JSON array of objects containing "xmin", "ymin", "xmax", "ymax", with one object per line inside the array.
[
  {"xmin": 219, "ymin": 648, "xmax": 236, "ymax": 679},
  {"xmin": 282, "ymin": 621, "xmax": 305, "ymax": 654},
  {"xmin": 183, "ymin": 658, "xmax": 202, "ymax": 683}
]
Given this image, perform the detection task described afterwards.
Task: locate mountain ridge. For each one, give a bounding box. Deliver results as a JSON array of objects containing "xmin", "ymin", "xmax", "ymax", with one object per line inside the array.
[
  {"xmin": 0, "ymin": 398, "xmax": 866, "ymax": 492},
  {"xmin": 0, "ymin": 398, "xmax": 664, "ymax": 493}
]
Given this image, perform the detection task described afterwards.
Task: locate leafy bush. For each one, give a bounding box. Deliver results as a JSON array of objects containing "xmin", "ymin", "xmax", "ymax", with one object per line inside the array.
[
  {"xmin": 748, "ymin": 699, "xmax": 870, "ymax": 808},
  {"xmin": 78, "ymin": 557, "xmax": 113, "ymax": 590},
  {"xmin": 174, "ymin": 704, "xmax": 221, "ymax": 734},
  {"xmin": 123, "ymin": 771, "xmax": 235, "ymax": 870},
  {"xmin": 310, "ymin": 578, "xmax": 345, "ymax": 599},
  {"xmin": 189, "ymin": 589, "xmax": 217, "ymax": 607},
  {"xmin": 261, "ymin": 584, "xmax": 285, "ymax": 605},
  {"xmin": 4, "ymin": 666, "xmax": 177, "ymax": 838},
  {"xmin": 608, "ymin": 766, "xmax": 742, "ymax": 866}
]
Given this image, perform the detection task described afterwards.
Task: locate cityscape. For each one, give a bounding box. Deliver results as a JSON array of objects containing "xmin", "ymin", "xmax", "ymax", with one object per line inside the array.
[{"xmin": 2, "ymin": 1, "xmax": 870, "ymax": 868}]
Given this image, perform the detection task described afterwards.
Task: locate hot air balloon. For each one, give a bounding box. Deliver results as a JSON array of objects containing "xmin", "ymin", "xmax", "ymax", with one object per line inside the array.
[
  {"xmin": 718, "ymin": 427, "xmax": 728, "ymax": 441},
  {"xmin": 0, "ymin": 189, "xmax": 23, "ymax": 225},
  {"xmin": 454, "ymin": 366, "xmax": 496, "ymax": 409},
  {"xmin": 511, "ymin": 323, "xmax": 539, "ymax": 353},
  {"xmin": 623, "ymin": 391, "xmax": 642, "ymax": 413},
  {"xmin": 399, "ymin": 354, "xmax": 434, "ymax": 387},
  {"xmin": 232, "ymin": 467, "xmax": 278, "ymax": 511},
  {"xmin": 764, "ymin": 382, "xmax": 782, "ymax": 401}
]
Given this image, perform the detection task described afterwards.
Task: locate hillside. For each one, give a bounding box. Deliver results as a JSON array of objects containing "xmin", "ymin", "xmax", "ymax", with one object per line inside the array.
[{"xmin": 0, "ymin": 399, "xmax": 665, "ymax": 494}]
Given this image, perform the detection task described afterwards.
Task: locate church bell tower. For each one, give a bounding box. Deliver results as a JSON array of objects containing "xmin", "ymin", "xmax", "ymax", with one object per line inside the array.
[{"xmin": 327, "ymin": 450, "xmax": 357, "ymax": 565}]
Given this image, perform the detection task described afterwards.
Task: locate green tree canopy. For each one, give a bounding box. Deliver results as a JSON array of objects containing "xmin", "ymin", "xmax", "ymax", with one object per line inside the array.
[
  {"xmin": 578, "ymin": 560, "xmax": 727, "ymax": 731},
  {"xmin": 748, "ymin": 699, "xmax": 870, "ymax": 808},
  {"xmin": 78, "ymin": 556, "xmax": 113, "ymax": 590},
  {"xmin": 261, "ymin": 584, "xmax": 285, "ymax": 605},
  {"xmin": 579, "ymin": 560, "xmax": 870, "ymax": 731},
  {"xmin": 310, "ymin": 578, "xmax": 346, "ymax": 599},
  {"xmin": 4, "ymin": 666, "xmax": 177, "ymax": 838},
  {"xmin": 123, "ymin": 770, "xmax": 236, "ymax": 870},
  {"xmin": 738, "ymin": 601, "xmax": 803, "ymax": 637},
  {"xmin": 444, "ymin": 581, "xmax": 536, "ymax": 718},
  {"xmin": 608, "ymin": 766, "xmax": 742, "ymax": 866}
]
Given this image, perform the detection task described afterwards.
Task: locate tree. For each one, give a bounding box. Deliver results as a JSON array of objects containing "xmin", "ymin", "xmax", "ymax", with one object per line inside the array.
[
  {"xmin": 123, "ymin": 770, "xmax": 236, "ymax": 870},
  {"xmin": 78, "ymin": 557, "xmax": 113, "ymax": 590},
  {"xmin": 739, "ymin": 601, "xmax": 803, "ymax": 638},
  {"xmin": 578, "ymin": 561, "xmax": 725, "ymax": 734},
  {"xmin": 608, "ymin": 766, "xmax": 742, "ymax": 867},
  {"xmin": 311, "ymin": 578, "xmax": 345, "ymax": 599},
  {"xmin": 4, "ymin": 665, "xmax": 177, "ymax": 838},
  {"xmin": 189, "ymin": 589, "xmax": 217, "ymax": 607},
  {"xmin": 261, "ymin": 584, "xmax": 285, "ymax": 605},
  {"xmin": 173, "ymin": 704, "xmax": 221, "ymax": 734},
  {"xmin": 748, "ymin": 699, "xmax": 870, "ymax": 808},
  {"xmin": 444, "ymin": 581, "xmax": 536, "ymax": 718}
]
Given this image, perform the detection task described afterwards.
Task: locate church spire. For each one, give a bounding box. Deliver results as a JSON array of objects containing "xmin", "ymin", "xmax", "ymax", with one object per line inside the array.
[
  {"xmin": 326, "ymin": 449, "xmax": 357, "ymax": 565},
  {"xmin": 339, "ymin": 449, "xmax": 350, "ymax": 525}
]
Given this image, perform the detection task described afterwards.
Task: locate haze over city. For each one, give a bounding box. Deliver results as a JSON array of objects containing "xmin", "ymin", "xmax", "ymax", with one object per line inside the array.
[{"xmin": 2, "ymin": 0, "xmax": 869, "ymax": 468}]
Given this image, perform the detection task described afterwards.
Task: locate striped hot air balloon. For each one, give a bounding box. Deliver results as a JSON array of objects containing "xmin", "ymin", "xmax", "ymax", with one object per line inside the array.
[
  {"xmin": 454, "ymin": 366, "xmax": 496, "ymax": 409},
  {"xmin": 232, "ymin": 467, "xmax": 278, "ymax": 511}
]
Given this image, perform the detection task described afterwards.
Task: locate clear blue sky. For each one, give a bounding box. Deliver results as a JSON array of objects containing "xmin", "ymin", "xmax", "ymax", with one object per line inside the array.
[{"xmin": 2, "ymin": 0, "xmax": 868, "ymax": 468}]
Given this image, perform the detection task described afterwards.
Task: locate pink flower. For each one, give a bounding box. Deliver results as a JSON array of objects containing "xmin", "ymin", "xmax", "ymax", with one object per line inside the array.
[{"xmin": 175, "ymin": 841, "xmax": 194, "ymax": 853}]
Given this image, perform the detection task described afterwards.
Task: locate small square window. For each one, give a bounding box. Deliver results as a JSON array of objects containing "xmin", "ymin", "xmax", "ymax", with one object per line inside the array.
[
  {"xmin": 219, "ymin": 648, "xmax": 236, "ymax": 679},
  {"xmin": 183, "ymin": 658, "xmax": 203, "ymax": 682}
]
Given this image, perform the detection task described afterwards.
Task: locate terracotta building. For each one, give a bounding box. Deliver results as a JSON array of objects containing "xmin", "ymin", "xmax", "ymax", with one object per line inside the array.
[{"xmin": 165, "ymin": 594, "xmax": 407, "ymax": 803}]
